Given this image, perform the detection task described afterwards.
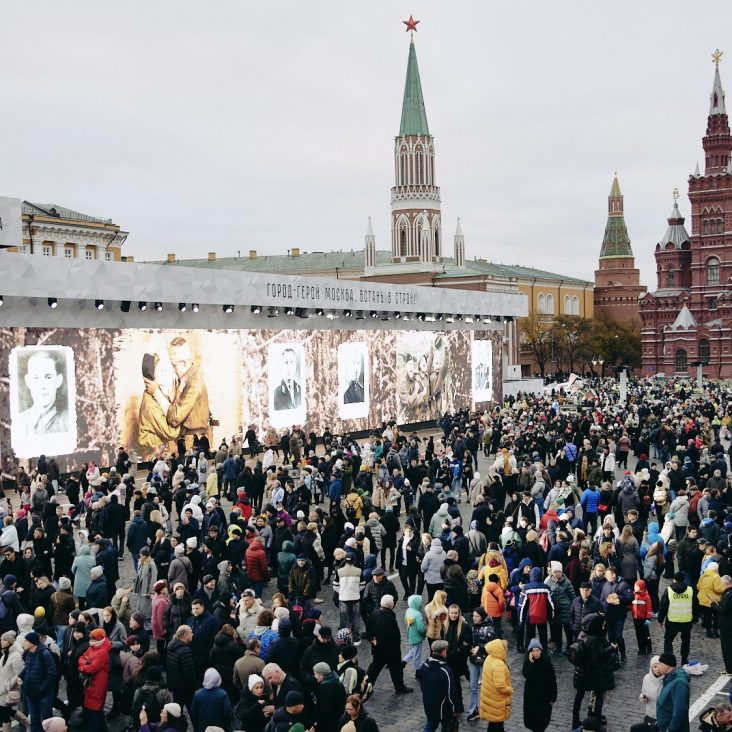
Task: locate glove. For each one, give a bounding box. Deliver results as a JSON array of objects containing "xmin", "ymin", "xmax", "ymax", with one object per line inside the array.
[{"xmin": 644, "ymin": 620, "xmax": 650, "ymax": 627}]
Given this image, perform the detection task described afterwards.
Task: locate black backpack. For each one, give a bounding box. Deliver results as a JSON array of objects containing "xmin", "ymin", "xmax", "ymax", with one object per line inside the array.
[{"xmin": 133, "ymin": 686, "xmax": 162, "ymax": 723}]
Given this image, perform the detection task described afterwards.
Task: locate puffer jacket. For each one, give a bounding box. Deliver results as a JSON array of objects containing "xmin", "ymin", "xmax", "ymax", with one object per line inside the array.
[
  {"xmin": 126, "ymin": 516, "xmax": 150, "ymax": 554},
  {"xmin": 71, "ymin": 544, "xmax": 96, "ymax": 598},
  {"xmin": 421, "ymin": 539, "xmax": 446, "ymax": 585},
  {"xmin": 668, "ymin": 495, "xmax": 690, "ymax": 528},
  {"xmin": 429, "ymin": 506, "xmax": 451, "ymax": 538},
  {"xmin": 276, "ymin": 542, "xmax": 296, "ymax": 593},
  {"xmin": 545, "ymin": 573, "xmax": 576, "ymax": 624},
  {"xmin": 245, "ymin": 540, "xmax": 270, "ymax": 583},
  {"xmin": 479, "ymin": 639, "xmax": 512, "ymax": 722},
  {"xmin": 698, "ymin": 567, "xmax": 724, "ymax": 607},
  {"xmin": 405, "ymin": 595, "xmax": 426, "ymax": 645}
]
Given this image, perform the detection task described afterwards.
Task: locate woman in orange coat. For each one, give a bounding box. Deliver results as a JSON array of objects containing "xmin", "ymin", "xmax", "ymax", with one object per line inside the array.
[{"xmin": 78, "ymin": 628, "xmax": 112, "ymax": 732}]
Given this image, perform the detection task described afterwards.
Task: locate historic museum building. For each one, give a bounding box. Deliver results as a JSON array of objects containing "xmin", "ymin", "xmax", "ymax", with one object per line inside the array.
[{"xmin": 640, "ymin": 53, "xmax": 732, "ymax": 378}]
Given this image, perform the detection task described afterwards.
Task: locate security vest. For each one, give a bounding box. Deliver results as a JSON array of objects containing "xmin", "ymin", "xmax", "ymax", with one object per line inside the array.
[{"xmin": 666, "ymin": 586, "xmax": 693, "ymax": 623}]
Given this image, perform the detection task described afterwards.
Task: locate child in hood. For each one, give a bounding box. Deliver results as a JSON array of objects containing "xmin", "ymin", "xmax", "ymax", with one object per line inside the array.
[
  {"xmin": 631, "ymin": 579, "xmax": 653, "ymax": 655},
  {"xmin": 402, "ymin": 595, "xmax": 426, "ymax": 673}
]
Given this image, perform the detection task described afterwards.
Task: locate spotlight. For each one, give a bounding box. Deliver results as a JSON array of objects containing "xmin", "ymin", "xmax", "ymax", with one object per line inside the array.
[
  {"xmin": 120, "ymin": 301, "xmax": 130, "ymax": 313},
  {"xmin": 381, "ymin": 313, "xmax": 390, "ymax": 321},
  {"xmin": 369, "ymin": 311, "xmax": 378, "ymax": 319},
  {"xmin": 192, "ymin": 303, "xmax": 199, "ymax": 312},
  {"xmin": 251, "ymin": 305, "xmax": 262, "ymax": 314},
  {"xmin": 417, "ymin": 313, "xmax": 425, "ymax": 321},
  {"xmin": 394, "ymin": 312, "xmax": 402, "ymax": 319},
  {"xmin": 315, "ymin": 308, "xmax": 325, "ymax": 317},
  {"xmin": 48, "ymin": 297, "xmax": 58, "ymax": 309},
  {"xmin": 138, "ymin": 302, "xmax": 147, "ymax": 311},
  {"xmin": 343, "ymin": 309, "xmax": 352, "ymax": 318},
  {"xmin": 484, "ymin": 316, "xmax": 493, "ymax": 324},
  {"xmin": 285, "ymin": 307, "xmax": 294, "ymax": 316},
  {"xmin": 355, "ymin": 311, "xmax": 365, "ymax": 320},
  {"xmin": 326, "ymin": 310, "xmax": 339, "ymax": 320},
  {"xmin": 95, "ymin": 299, "xmax": 104, "ymax": 310},
  {"xmin": 425, "ymin": 314, "xmax": 436, "ymax": 323},
  {"xmin": 295, "ymin": 308, "xmax": 309, "ymax": 318},
  {"xmin": 0, "ymin": 296, "xmax": 3, "ymax": 306},
  {"xmin": 154, "ymin": 302, "xmax": 163, "ymax": 311},
  {"xmin": 455, "ymin": 314, "xmax": 462, "ymax": 321},
  {"xmin": 267, "ymin": 307, "xmax": 279, "ymax": 317},
  {"xmin": 445, "ymin": 315, "xmax": 455, "ymax": 323},
  {"xmin": 402, "ymin": 313, "xmax": 412, "ymax": 321},
  {"xmin": 178, "ymin": 303, "xmax": 187, "ymax": 312},
  {"xmin": 223, "ymin": 304, "xmax": 234, "ymax": 314},
  {"xmin": 436, "ymin": 314, "xmax": 444, "ymax": 321},
  {"xmin": 494, "ymin": 315, "xmax": 502, "ymax": 323}
]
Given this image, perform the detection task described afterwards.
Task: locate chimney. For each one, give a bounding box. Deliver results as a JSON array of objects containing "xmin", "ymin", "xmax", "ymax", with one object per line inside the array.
[
  {"xmin": 249, "ymin": 250, "xmax": 257, "ymax": 259},
  {"xmin": 291, "ymin": 247, "xmax": 300, "ymax": 257},
  {"xmin": 167, "ymin": 253, "xmax": 176, "ymax": 263},
  {"xmin": 208, "ymin": 252, "xmax": 216, "ymax": 262}
]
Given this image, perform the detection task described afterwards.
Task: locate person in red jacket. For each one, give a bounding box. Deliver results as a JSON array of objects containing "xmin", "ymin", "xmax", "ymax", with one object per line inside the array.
[
  {"xmin": 245, "ymin": 536, "xmax": 270, "ymax": 598},
  {"xmin": 631, "ymin": 579, "xmax": 653, "ymax": 655},
  {"xmin": 78, "ymin": 627, "xmax": 112, "ymax": 732}
]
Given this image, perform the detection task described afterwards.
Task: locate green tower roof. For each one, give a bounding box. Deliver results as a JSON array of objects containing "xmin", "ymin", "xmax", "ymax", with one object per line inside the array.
[
  {"xmin": 399, "ymin": 39, "xmax": 430, "ymax": 136},
  {"xmin": 599, "ymin": 175, "xmax": 633, "ymax": 258}
]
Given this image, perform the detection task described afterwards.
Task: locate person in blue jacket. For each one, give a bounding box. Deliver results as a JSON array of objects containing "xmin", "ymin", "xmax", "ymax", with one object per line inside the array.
[
  {"xmin": 187, "ymin": 599, "xmax": 219, "ymax": 681},
  {"xmin": 20, "ymin": 631, "xmax": 57, "ymax": 732},
  {"xmin": 580, "ymin": 484, "xmax": 602, "ymax": 537},
  {"xmin": 655, "ymin": 652, "xmax": 690, "ymax": 732}
]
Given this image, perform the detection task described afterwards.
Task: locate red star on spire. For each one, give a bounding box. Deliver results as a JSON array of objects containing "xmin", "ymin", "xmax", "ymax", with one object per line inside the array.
[{"xmin": 402, "ymin": 15, "xmax": 420, "ymax": 33}]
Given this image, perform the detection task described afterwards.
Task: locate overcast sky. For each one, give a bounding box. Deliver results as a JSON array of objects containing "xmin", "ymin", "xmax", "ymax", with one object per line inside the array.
[{"xmin": 2, "ymin": 2, "xmax": 731, "ymax": 288}]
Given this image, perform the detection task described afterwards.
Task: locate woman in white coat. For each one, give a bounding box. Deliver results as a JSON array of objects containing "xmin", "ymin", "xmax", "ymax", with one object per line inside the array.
[{"xmin": 0, "ymin": 631, "xmax": 28, "ymax": 732}]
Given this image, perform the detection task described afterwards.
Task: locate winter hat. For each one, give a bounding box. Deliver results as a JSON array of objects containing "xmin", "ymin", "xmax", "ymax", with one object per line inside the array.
[
  {"xmin": 380, "ymin": 595, "xmax": 395, "ymax": 609},
  {"xmin": 345, "ymin": 538, "xmax": 358, "ymax": 549},
  {"xmin": 89, "ymin": 628, "xmax": 106, "ymax": 642},
  {"xmin": 41, "ymin": 719, "xmax": 66, "ymax": 732},
  {"xmin": 708, "ymin": 562, "xmax": 720, "ymax": 572},
  {"xmin": 340, "ymin": 645, "xmax": 358, "ymax": 660},
  {"xmin": 163, "ymin": 703, "xmax": 182, "ymax": 719},
  {"xmin": 335, "ymin": 628, "xmax": 352, "ymax": 646},
  {"xmin": 34, "ymin": 607, "xmax": 45, "ymax": 618},
  {"xmin": 2, "ymin": 576, "xmax": 16, "ymax": 589},
  {"xmin": 174, "ymin": 545, "xmax": 185, "ymax": 556},
  {"xmin": 446, "ymin": 550, "xmax": 459, "ymax": 561},
  {"xmin": 313, "ymin": 662, "xmax": 331, "ymax": 676},
  {"xmin": 550, "ymin": 561, "xmax": 563, "ymax": 573},
  {"xmin": 285, "ymin": 690, "xmax": 304, "ymax": 707},
  {"xmin": 186, "ymin": 537, "xmax": 198, "ymax": 549},
  {"xmin": 24, "ymin": 631, "xmax": 40, "ymax": 646},
  {"xmin": 431, "ymin": 639, "xmax": 449, "ymax": 653},
  {"xmin": 153, "ymin": 580, "xmax": 167, "ymax": 592},
  {"xmin": 248, "ymin": 674, "xmax": 264, "ymax": 691},
  {"xmin": 658, "ymin": 652, "xmax": 677, "ymax": 667},
  {"xmin": 131, "ymin": 612, "xmax": 146, "ymax": 626},
  {"xmin": 528, "ymin": 638, "xmax": 543, "ymax": 652},
  {"xmin": 147, "ymin": 666, "xmax": 162, "ymax": 682},
  {"xmin": 1, "ymin": 631, "xmax": 16, "ymax": 644},
  {"xmin": 58, "ymin": 577, "xmax": 72, "ymax": 590},
  {"xmin": 90, "ymin": 566, "xmax": 103, "ymax": 580}
]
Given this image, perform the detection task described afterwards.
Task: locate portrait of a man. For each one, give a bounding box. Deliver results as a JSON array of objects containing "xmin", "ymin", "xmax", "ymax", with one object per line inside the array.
[
  {"xmin": 273, "ymin": 346, "xmax": 302, "ymax": 411},
  {"xmin": 337, "ymin": 342, "xmax": 369, "ymax": 420},
  {"xmin": 343, "ymin": 350, "xmax": 365, "ymax": 404},
  {"xmin": 10, "ymin": 345, "xmax": 77, "ymax": 458},
  {"xmin": 139, "ymin": 336, "xmax": 210, "ymax": 450}
]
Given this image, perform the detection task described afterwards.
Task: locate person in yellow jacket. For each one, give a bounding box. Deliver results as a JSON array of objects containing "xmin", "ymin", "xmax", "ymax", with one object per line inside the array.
[
  {"xmin": 479, "ymin": 639, "xmax": 512, "ymax": 730},
  {"xmin": 478, "ymin": 548, "xmax": 508, "ymax": 590},
  {"xmin": 698, "ymin": 561, "xmax": 724, "ymax": 638}
]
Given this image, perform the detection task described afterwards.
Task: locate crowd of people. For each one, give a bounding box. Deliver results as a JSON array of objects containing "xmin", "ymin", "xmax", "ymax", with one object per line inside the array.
[{"xmin": 3, "ymin": 377, "xmax": 732, "ymax": 732}]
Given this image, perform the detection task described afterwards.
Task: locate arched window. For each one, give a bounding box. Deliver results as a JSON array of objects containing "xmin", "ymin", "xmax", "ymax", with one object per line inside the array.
[
  {"xmin": 668, "ymin": 269, "xmax": 675, "ymax": 287},
  {"xmin": 563, "ymin": 295, "xmax": 571, "ymax": 314},
  {"xmin": 703, "ymin": 220, "xmax": 710, "ymax": 234},
  {"xmin": 707, "ymin": 257, "xmax": 720, "ymax": 285},
  {"xmin": 537, "ymin": 294, "xmax": 545, "ymax": 315},
  {"xmin": 434, "ymin": 229, "xmax": 440, "ymax": 257},
  {"xmin": 572, "ymin": 296, "xmax": 580, "ymax": 315},
  {"xmin": 699, "ymin": 339, "xmax": 710, "ymax": 362},
  {"xmin": 546, "ymin": 294, "xmax": 554, "ymax": 315},
  {"xmin": 399, "ymin": 227, "xmax": 407, "ymax": 257},
  {"xmin": 675, "ymin": 348, "xmax": 687, "ymax": 373},
  {"xmin": 415, "ymin": 150, "xmax": 423, "ymax": 185},
  {"xmin": 400, "ymin": 154, "xmax": 408, "ymax": 185}
]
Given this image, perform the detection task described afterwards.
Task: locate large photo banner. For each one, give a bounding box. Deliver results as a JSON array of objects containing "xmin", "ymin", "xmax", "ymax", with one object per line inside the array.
[{"xmin": 0, "ymin": 326, "xmax": 500, "ymax": 469}]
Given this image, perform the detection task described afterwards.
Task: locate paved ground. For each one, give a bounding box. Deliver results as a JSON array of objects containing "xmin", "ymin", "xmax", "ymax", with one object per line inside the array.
[{"xmin": 38, "ymin": 441, "xmax": 732, "ymax": 731}]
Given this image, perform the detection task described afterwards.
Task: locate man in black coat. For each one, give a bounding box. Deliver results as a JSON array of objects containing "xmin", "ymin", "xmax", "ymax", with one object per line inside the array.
[
  {"xmin": 420, "ymin": 640, "xmax": 460, "ymax": 731},
  {"xmin": 268, "ymin": 619, "xmax": 302, "ymax": 678},
  {"xmin": 300, "ymin": 626, "xmax": 340, "ymax": 692},
  {"xmin": 418, "ymin": 484, "xmax": 440, "ymax": 534},
  {"xmin": 569, "ymin": 582, "xmax": 604, "ymax": 641},
  {"xmin": 364, "ymin": 595, "xmax": 412, "ymax": 694},
  {"xmin": 166, "ymin": 625, "xmax": 196, "ymax": 712},
  {"xmin": 103, "ymin": 494, "xmax": 128, "ymax": 559}
]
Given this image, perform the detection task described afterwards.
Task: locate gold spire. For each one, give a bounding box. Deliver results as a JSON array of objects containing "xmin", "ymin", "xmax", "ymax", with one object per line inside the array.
[{"xmin": 713, "ymin": 49, "xmax": 724, "ymax": 70}]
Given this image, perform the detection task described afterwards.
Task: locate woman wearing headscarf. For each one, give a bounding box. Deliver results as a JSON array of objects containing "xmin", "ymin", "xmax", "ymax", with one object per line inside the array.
[
  {"xmin": 521, "ymin": 639, "xmax": 557, "ymax": 732},
  {"xmin": 444, "ymin": 605, "xmax": 471, "ymax": 714}
]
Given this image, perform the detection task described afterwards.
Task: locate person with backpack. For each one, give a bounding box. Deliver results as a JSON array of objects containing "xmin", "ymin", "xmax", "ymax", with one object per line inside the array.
[
  {"xmin": 569, "ymin": 613, "xmax": 615, "ymax": 731},
  {"xmin": 131, "ymin": 666, "xmax": 173, "ymax": 725}
]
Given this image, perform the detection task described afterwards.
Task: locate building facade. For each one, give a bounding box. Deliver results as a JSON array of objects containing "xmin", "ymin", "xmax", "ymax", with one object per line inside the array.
[
  {"xmin": 4, "ymin": 202, "xmax": 127, "ymax": 262},
  {"xmin": 593, "ymin": 176, "xmax": 645, "ymax": 322},
  {"xmin": 640, "ymin": 55, "xmax": 732, "ymax": 377}
]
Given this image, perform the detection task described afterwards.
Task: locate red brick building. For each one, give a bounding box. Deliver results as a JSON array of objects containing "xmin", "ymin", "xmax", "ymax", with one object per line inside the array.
[
  {"xmin": 640, "ymin": 55, "xmax": 732, "ymax": 378},
  {"xmin": 593, "ymin": 175, "xmax": 645, "ymax": 322}
]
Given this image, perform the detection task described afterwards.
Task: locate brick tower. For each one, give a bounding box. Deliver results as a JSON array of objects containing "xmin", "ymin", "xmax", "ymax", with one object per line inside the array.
[{"xmin": 593, "ymin": 175, "xmax": 645, "ymax": 322}]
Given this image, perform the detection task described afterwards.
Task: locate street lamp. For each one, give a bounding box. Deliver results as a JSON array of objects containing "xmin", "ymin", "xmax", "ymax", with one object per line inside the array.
[{"xmin": 591, "ymin": 355, "xmax": 605, "ymax": 377}]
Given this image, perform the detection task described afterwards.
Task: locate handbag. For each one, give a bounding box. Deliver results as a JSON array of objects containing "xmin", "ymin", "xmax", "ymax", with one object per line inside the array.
[{"xmin": 441, "ymin": 715, "xmax": 459, "ymax": 732}]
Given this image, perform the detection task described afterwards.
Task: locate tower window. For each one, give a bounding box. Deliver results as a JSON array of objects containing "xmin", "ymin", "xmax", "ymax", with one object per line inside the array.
[
  {"xmin": 675, "ymin": 348, "xmax": 687, "ymax": 373},
  {"xmin": 564, "ymin": 295, "xmax": 571, "ymax": 314},
  {"xmin": 699, "ymin": 339, "xmax": 710, "ymax": 362},
  {"xmin": 434, "ymin": 229, "xmax": 439, "ymax": 257},
  {"xmin": 401, "ymin": 154, "xmax": 408, "ymax": 186},
  {"xmin": 667, "ymin": 270, "xmax": 675, "ymax": 287},
  {"xmin": 707, "ymin": 257, "xmax": 720, "ymax": 285},
  {"xmin": 415, "ymin": 150, "xmax": 423, "ymax": 185},
  {"xmin": 399, "ymin": 228, "xmax": 407, "ymax": 257},
  {"xmin": 572, "ymin": 296, "xmax": 579, "ymax": 316}
]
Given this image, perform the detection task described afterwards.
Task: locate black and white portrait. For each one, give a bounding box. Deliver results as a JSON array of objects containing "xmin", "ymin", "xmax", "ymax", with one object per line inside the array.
[
  {"xmin": 471, "ymin": 339, "xmax": 493, "ymax": 404},
  {"xmin": 338, "ymin": 342, "xmax": 368, "ymax": 419},
  {"xmin": 10, "ymin": 345, "xmax": 77, "ymax": 458},
  {"xmin": 268, "ymin": 343, "xmax": 306, "ymax": 426}
]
